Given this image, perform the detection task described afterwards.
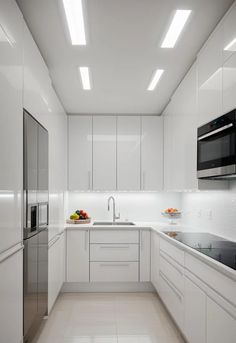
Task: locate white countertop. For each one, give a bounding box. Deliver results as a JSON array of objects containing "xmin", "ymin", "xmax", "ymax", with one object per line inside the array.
[{"xmin": 64, "ymin": 221, "xmax": 236, "ymax": 281}]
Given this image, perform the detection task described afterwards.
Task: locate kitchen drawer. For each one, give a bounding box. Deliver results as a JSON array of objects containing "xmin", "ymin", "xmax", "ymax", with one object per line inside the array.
[
  {"xmin": 159, "ymin": 271, "xmax": 184, "ymax": 330},
  {"xmin": 90, "ymin": 262, "xmax": 139, "ymax": 282},
  {"xmin": 90, "ymin": 244, "xmax": 139, "ymax": 262},
  {"xmin": 90, "ymin": 230, "xmax": 139, "ymax": 244},
  {"xmin": 185, "ymin": 253, "xmax": 236, "ymax": 306},
  {"xmin": 160, "ymin": 252, "xmax": 184, "ymax": 294},
  {"xmin": 160, "ymin": 238, "xmax": 184, "ymax": 266}
]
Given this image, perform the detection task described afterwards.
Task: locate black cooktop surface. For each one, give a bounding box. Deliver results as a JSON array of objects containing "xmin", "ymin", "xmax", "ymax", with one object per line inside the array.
[{"xmin": 164, "ymin": 232, "xmax": 236, "ymax": 271}]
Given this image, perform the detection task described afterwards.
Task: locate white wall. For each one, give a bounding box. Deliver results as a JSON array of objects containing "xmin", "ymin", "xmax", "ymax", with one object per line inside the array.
[
  {"xmin": 67, "ymin": 192, "xmax": 181, "ymax": 222},
  {"xmin": 180, "ymin": 182, "xmax": 236, "ymax": 241}
]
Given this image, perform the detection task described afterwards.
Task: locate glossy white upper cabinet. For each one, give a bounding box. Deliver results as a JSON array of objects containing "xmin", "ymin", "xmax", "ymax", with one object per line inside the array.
[
  {"xmin": 223, "ymin": 3, "xmax": 236, "ymax": 62},
  {"xmin": 0, "ymin": 0, "xmax": 23, "ymax": 253},
  {"xmin": 93, "ymin": 116, "xmax": 116, "ymax": 191},
  {"xmin": 164, "ymin": 63, "xmax": 198, "ymax": 191},
  {"xmin": 117, "ymin": 116, "xmax": 141, "ymax": 191},
  {"xmin": 197, "ymin": 25, "xmax": 224, "ymax": 126},
  {"xmin": 141, "ymin": 116, "xmax": 163, "ymax": 191},
  {"xmin": 223, "ymin": 53, "xmax": 236, "ymax": 113},
  {"xmin": 23, "ymin": 23, "xmax": 50, "ymax": 122},
  {"xmin": 68, "ymin": 116, "xmax": 92, "ymax": 191}
]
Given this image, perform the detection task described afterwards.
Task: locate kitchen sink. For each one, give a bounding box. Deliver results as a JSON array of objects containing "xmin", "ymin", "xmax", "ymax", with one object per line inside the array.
[{"xmin": 93, "ymin": 221, "xmax": 135, "ymax": 226}]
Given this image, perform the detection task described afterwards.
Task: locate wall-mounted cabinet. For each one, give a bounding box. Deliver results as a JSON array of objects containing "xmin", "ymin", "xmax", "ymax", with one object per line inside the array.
[
  {"xmin": 93, "ymin": 116, "xmax": 116, "ymax": 191},
  {"xmin": 117, "ymin": 116, "xmax": 141, "ymax": 191},
  {"xmin": 223, "ymin": 3, "xmax": 236, "ymax": 62},
  {"xmin": 223, "ymin": 53, "xmax": 236, "ymax": 113},
  {"xmin": 68, "ymin": 116, "xmax": 92, "ymax": 191},
  {"xmin": 197, "ymin": 25, "xmax": 224, "ymax": 126},
  {"xmin": 141, "ymin": 116, "xmax": 163, "ymax": 191},
  {"xmin": 163, "ymin": 63, "xmax": 198, "ymax": 191},
  {"xmin": 68, "ymin": 115, "xmax": 163, "ymax": 191}
]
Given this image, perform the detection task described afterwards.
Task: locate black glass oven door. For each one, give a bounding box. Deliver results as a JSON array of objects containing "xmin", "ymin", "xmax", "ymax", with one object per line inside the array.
[{"xmin": 197, "ymin": 126, "xmax": 236, "ymax": 172}]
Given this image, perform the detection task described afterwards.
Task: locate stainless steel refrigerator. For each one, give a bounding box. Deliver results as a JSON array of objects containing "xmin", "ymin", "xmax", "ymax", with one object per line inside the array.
[{"xmin": 23, "ymin": 110, "xmax": 49, "ymax": 343}]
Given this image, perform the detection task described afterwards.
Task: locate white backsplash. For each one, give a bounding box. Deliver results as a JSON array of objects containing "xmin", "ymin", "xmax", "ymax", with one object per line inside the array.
[
  {"xmin": 67, "ymin": 192, "xmax": 181, "ymax": 223},
  {"xmin": 180, "ymin": 181, "xmax": 236, "ymax": 241}
]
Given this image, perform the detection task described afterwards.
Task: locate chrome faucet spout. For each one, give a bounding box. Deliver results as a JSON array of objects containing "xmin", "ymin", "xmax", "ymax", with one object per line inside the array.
[{"xmin": 107, "ymin": 196, "xmax": 120, "ymax": 223}]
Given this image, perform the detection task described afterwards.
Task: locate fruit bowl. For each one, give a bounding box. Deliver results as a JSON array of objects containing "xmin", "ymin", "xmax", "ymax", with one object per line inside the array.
[
  {"xmin": 67, "ymin": 209, "xmax": 91, "ymax": 224},
  {"xmin": 161, "ymin": 208, "xmax": 181, "ymax": 224},
  {"xmin": 66, "ymin": 218, "xmax": 91, "ymax": 224}
]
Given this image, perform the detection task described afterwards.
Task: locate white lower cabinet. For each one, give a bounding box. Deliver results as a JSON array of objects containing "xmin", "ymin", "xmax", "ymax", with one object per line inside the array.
[
  {"xmin": 48, "ymin": 233, "xmax": 65, "ymax": 313},
  {"xmin": 151, "ymin": 231, "xmax": 160, "ymax": 291},
  {"xmin": 159, "ymin": 271, "xmax": 184, "ymax": 331},
  {"xmin": 140, "ymin": 230, "xmax": 151, "ymax": 282},
  {"xmin": 66, "ymin": 230, "xmax": 89, "ymax": 282},
  {"xmin": 0, "ymin": 249, "xmax": 23, "ymax": 343},
  {"xmin": 90, "ymin": 262, "xmax": 139, "ymax": 282},
  {"xmin": 206, "ymin": 297, "xmax": 236, "ymax": 343},
  {"xmin": 184, "ymin": 275, "xmax": 206, "ymax": 343},
  {"xmin": 158, "ymin": 237, "xmax": 236, "ymax": 343}
]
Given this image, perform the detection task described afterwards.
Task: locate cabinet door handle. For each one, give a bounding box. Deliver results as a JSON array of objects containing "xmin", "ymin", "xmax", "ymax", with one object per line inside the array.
[
  {"xmin": 88, "ymin": 171, "xmax": 91, "ymax": 190},
  {"xmin": 100, "ymin": 263, "xmax": 129, "ymax": 267},
  {"xmin": 140, "ymin": 231, "xmax": 143, "ymax": 251},
  {"xmin": 84, "ymin": 230, "xmax": 89, "ymax": 250},
  {"xmin": 100, "ymin": 245, "xmax": 129, "ymax": 249},
  {"xmin": 142, "ymin": 172, "xmax": 145, "ymax": 190}
]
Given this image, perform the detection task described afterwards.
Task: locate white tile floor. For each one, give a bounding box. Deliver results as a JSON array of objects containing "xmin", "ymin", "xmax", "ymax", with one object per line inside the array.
[{"xmin": 34, "ymin": 293, "xmax": 185, "ymax": 343}]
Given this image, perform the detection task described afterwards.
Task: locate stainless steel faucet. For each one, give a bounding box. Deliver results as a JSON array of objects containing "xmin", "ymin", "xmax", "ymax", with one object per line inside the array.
[{"xmin": 108, "ymin": 196, "xmax": 120, "ymax": 223}]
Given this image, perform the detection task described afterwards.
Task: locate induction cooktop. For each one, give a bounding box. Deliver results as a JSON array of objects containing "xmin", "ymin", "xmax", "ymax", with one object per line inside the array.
[{"xmin": 164, "ymin": 231, "xmax": 236, "ymax": 271}]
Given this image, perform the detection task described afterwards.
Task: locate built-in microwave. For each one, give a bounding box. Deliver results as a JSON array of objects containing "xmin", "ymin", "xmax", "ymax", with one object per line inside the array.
[{"xmin": 197, "ymin": 109, "xmax": 236, "ymax": 179}]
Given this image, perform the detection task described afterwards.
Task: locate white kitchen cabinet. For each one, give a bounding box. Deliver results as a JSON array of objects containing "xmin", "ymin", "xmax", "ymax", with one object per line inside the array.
[
  {"xmin": 117, "ymin": 116, "xmax": 141, "ymax": 190},
  {"xmin": 68, "ymin": 116, "xmax": 92, "ymax": 191},
  {"xmin": 223, "ymin": 3, "xmax": 236, "ymax": 62},
  {"xmin": 163, "ymin": 63, "xmax": 198, "ymax": 191},
  {"xmin": 48, "ymin": 232, "xmax": 65, "ymax": 313},
  {"xmin": 140, "ymin": 230, "xmax": 150, "ymax": 282},
  {"xmin": 197, "ymin": 25, "xmax": 224, "ymax": 126},
  {"xmin": 0, "ymin": 0, "xmax": 23, "ymax": 253},
  {"xmin": 90, "ymin": 262, "xmax": 139, "ymax": 282},
  {"xmin": 66, "ymin": 230, "xmax": 89, "ymax": 282},
  {"xmin": 151, "ymin": 231, "xmax": 160, "ymax": 291},
  {"xmin": 223, "ymin": 53, "xmax": 236, "ymax": 113},
  {"xmin": 206, "ymin": 296, "xmax": 236, "ymax": 343},
  {"xmin": 184, "ymin": 275, "xmax": 206, "ymax": 343},
  {"xmin": 93, "ymin": 116, "xmax": 116, "ymax": 190},
  {"xmin": 0, "ymin": 249, "xmax": 23, "ymax": 343},
  {"xmin": 141, "ymin": 116, "xmax": 163, "ymax": 191}
]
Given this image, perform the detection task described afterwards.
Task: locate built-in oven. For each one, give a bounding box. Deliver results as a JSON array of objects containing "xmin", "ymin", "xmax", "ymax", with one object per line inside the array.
[{"xmin": 197, "ymin": 109, "xmax": 236, "ymax": 179}]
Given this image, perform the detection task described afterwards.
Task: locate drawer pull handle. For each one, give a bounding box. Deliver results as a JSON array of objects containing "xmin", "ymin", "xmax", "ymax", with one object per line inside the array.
[
  {"xmin": 100, "ymin": 263, "xmax": 129, "ymax": 267},
  {"xmin": 160, "ymin": 252, "xmax": 183, "ymax": 275},
  {"xmin": 100, "ymin": 246, "xmax": 129, "ymax": 249}
]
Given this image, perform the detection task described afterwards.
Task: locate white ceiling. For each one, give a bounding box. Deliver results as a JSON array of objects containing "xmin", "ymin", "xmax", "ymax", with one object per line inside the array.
[{"xmin": 17, "ymin": 0, "xmax": 233, "ymax": 115}]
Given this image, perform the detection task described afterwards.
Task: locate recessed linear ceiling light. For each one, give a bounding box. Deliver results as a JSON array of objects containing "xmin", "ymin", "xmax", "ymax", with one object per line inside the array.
[
  {"xmin": 62, "ymin": 0, "xmax": 86, "ymax": 45},
  {"xmin": 224, "ymin": 38, "xmax": 236, "ymax": 51},
  {"xmin": 79, "ymin": 67, "xmax": 91, "ymax": 90},
  {"xmin": 161, "ymin": 10, "xmax": 192, "ymax": 48},
  {"xmin": 147, "ymin": 69, "xmax": 164, "ymax": 91}
]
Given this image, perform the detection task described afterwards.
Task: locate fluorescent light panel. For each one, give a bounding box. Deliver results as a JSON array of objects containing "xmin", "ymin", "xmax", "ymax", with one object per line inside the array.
[
  {"xmin": 147, "ymin": 69, "xmax": 164, "ymax": 91},
  {"xmin": 62, "ymin": 0, "xmax": 86, "ymax": 45},
  {"xmin": 161, "ymin": 10, "xmax": 191, "ymax": 48},
  {"xmin": 224, "ymin": 38, "xmax": 236, "ymax": 51},
  {"xmin": 79, "ymin": 67, "xmax": 91, "ymax": 90}
]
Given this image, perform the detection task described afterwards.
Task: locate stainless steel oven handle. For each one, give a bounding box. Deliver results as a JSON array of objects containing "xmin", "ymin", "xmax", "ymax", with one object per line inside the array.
[{"xmin": 198, "ymin": 123, "xmax": 233, "ymax": 141}]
